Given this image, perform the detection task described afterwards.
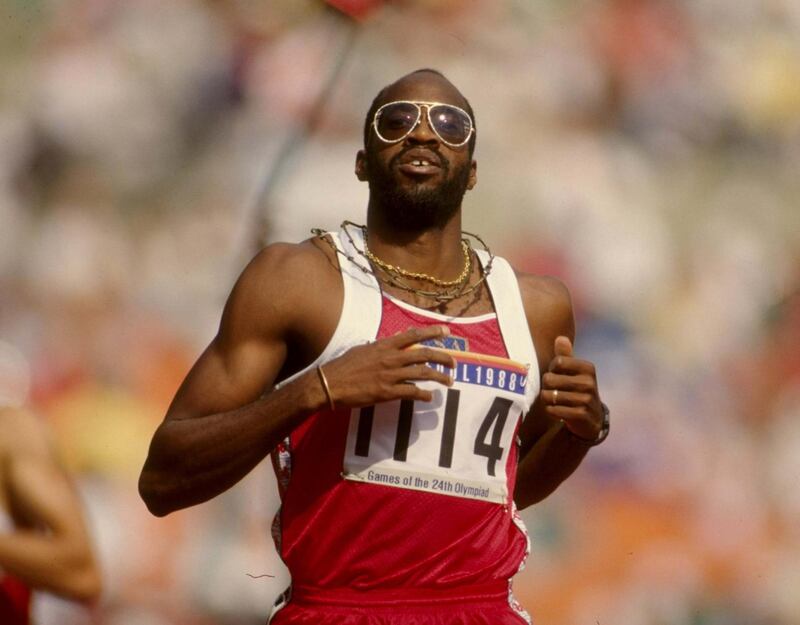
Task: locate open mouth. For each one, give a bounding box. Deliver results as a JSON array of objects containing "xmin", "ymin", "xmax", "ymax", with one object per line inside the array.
[{"xmin": 396, "ymin": 153, "xmax": 442, "ymax": 177}]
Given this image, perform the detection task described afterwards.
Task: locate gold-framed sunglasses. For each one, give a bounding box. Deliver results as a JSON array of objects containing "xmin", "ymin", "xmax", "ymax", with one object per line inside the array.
[{"xmin": 372, "ymin": 100, "xmax": 475, "ymax": 148}]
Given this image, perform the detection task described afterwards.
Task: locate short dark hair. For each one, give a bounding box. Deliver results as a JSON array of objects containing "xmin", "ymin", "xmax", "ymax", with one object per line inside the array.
[{"xmin": 362, "ymin": 69, "xmax": 476, "ymax": 157}]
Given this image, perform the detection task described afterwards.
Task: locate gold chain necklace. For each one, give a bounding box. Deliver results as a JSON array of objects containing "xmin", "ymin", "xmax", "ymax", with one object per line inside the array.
[
  {"xmin": 363, "ymin": 233, "xmax": 471, "ymax": 287},
  {"xmin": 311, "ymin": 221, "xmax": 495, "ymax": 305}
]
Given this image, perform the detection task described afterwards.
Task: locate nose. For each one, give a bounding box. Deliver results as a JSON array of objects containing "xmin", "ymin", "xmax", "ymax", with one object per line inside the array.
[{"xmin": 405, "ymin": 106, "xmax": 439, "ymax": 146}]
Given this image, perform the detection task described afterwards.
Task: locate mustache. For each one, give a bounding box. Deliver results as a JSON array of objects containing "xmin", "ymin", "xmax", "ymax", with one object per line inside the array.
[{"xmin": 388, "ymin": 147, "xmax": 450, "ymax": 173}]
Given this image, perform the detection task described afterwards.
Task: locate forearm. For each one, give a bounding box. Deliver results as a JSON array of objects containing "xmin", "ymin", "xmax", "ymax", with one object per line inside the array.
[
  {"xmin": 0, "ymin": 531, "xmax": 100, "ymax": 601},
  {"xmin": 514, "ymin": 422, "xmax": 590, "ymax": 509},
  {"xmin": 139, "ymin": 368, "xmax": 325, "ymax": 516}
]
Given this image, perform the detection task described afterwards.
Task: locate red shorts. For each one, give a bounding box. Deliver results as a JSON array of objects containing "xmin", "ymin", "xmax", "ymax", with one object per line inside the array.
[{"xmin": 268, "ymin": 581, "xmax": 529, "ymax": 625}]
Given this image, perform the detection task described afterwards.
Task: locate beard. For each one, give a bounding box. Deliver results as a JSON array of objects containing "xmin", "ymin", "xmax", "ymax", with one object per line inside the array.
[{"xmin": 366, "ymin": 150, "xmax": 472, "ymax": 232}]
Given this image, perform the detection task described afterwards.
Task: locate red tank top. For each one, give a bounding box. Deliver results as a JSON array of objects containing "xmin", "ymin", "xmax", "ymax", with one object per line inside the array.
[
  {"xmin": 272, "ymin": 295, "xmax": 529, "ymax": 591},
  {"xmin": 0, "ymin": 575, "xmax": 31, "ymax": 625}
]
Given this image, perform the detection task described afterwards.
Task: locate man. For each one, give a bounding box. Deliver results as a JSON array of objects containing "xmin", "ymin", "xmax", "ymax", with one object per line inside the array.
[
  {"xmin": 0, "ymin": 406, "xmax": 102, "ymax": 624},
  {"xmin": 139, "ymin": 69, "xmax": 608, "ymax": 624}
]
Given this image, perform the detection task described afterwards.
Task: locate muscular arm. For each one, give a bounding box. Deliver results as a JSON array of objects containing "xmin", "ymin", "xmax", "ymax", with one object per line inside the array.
[
  {"xmin": 0, "ymin": 407, "xmax": 101, "ymax": 602},
  {"xmin": 139, "ymin": 240, "xmax": 457, "ymax": 517},
  {"xmin": 513, "ymin": 275, "xmax": 603, "ymax": 509},
  {"xmin": 139, "ymin": 242, "xmax": 333, "ymax": 516}
]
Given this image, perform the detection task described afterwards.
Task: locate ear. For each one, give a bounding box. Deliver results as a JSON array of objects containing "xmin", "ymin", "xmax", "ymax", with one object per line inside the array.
[
  {"xmin": 355, "ymin": 150, "xmax": 368, "ymax": 181},
  {"xmin": 466, "ymin": 159, "xmax": 477, "ymax": 190}
]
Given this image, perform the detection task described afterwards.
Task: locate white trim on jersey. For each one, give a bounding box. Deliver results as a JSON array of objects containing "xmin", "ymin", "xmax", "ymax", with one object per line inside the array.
[
  {"xmin": 475, "ymin": 249, "xmax": 540, "ymax": 409},
  {"xmin": 382, "ymin": 291, "xmax": 498, "ymax": 323},
  {"xmin": 274, "ymin": 227, "xmax": 382, "ymax": 389}
]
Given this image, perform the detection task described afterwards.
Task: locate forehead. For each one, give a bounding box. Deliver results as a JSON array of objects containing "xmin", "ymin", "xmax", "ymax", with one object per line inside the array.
[{"xmin": 378, "ymin": 73, "xmax": 468, "ymax": 109}]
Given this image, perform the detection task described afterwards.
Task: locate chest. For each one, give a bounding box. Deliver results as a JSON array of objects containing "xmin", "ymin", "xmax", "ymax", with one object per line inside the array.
[{"xmin": 285, "ymin": 267, "xmax": 496, "ymax": 375}]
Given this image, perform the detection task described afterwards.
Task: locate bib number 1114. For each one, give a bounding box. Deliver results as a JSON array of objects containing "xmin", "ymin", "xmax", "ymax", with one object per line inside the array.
[{"xmin": 353, "ymin": 389, "xmax": 513, "ymax": 476}]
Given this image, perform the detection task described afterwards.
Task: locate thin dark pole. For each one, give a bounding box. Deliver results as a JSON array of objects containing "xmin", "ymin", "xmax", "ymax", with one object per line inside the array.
[{"xmin": 245, "ymin": 9, "xmax": 360, "ymax": 254}]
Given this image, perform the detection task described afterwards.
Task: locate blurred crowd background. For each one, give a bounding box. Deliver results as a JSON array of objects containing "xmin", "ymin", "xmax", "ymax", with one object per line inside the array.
[{"xmin": 1, "ymin": 0, "xmax": 799, "ymax": 624}]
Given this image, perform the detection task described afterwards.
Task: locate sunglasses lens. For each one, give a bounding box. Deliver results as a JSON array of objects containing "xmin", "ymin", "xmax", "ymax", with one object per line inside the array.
[
  {"xmin": 430, "ymin": 105, "xmax": 472, "ymax": 145},
  {"xmin": 376, "ymin": 102, "xmax": 419, "ymax": 141}
]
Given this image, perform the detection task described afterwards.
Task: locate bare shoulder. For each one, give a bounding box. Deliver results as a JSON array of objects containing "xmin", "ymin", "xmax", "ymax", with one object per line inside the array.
[
  {"xmin": 0, "ymin": 406, "xmax": 52, "ymax": 460},
  {"xmin": 218, "ymin": 236, "xmax": 343, "ymax": 346},
  {"xmin": 513, "ymin": 270, "xmax": 575, "ymax": 366},
  {"xmin": 233, "ymin": 237, "xmax": 338, "ymax": 301},
  {"xmin": 515, "ymin": 271, "xmax": 573, "ymax": 323}
]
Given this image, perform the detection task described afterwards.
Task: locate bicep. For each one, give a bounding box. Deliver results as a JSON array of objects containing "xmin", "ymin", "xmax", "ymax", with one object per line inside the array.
[
  {"xmin": 6, "ymin": 450, "xmax": 89, "ymax": 541},
  {"xmin": 166, "ymin": 320, "xmax": 288, "ymax": 422},
  {"xmin": 163, "ymin": 240, "xmax": 339, "ymax": 423},
  {"xmin": 164, "ymin": 246, "xmax": 304, "ymax": 421},
  {"xmin": 0, "ymin": 410, "xmax": 80, "ymax": 533}
]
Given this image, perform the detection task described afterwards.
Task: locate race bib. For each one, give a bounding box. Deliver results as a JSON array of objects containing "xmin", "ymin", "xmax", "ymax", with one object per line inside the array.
[{"xmin": 342, "ymin": 350, "xmax": 529, "ymax": 504}]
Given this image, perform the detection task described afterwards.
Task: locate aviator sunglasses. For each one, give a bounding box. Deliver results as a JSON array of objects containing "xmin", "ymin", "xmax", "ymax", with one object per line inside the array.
[{"xmin": 372, "ymin": 100, "xmax": 475, "ymax": 148}]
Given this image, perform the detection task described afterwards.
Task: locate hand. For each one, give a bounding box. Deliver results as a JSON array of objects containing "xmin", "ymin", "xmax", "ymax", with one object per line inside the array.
[
  {"xmin": 541, "ymin": 336, "xmax": 603, "ymax": 441},
  {"xmin": 320, "ymin": 325, "xmax": 456, "ymax": 408}
]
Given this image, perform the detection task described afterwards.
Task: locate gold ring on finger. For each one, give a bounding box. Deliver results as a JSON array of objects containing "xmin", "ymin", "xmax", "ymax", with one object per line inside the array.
[{"xmin": 552, "ymin": 389, "xmax": 559, "ymax": 405}]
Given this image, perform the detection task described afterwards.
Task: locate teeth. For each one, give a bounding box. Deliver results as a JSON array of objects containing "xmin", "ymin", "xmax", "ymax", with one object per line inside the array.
[{"xmin": 412, "ymin": 159, "xmax": 430, "ymax": 166}]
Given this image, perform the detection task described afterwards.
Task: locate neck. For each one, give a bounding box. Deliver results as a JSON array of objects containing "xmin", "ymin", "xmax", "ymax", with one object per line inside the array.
[{"xmin": 365, "ymin": 204, "xmax": 465, "ymax": 280}]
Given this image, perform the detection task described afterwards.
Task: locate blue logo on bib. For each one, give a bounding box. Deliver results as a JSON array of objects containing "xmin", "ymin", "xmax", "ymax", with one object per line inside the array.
[{"xmin": 420, "ymin": 334, "xmax": 468, "ymax": 351}]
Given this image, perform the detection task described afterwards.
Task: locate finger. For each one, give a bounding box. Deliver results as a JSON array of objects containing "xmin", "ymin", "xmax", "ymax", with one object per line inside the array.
[
  {"xmin": 541, "ymin": 372, "xmax": 596, "ymax": 393},
  {"xmin": 549, "ymin": 336, "xmax": 576, "ymax": 373},
  {"xmin": 554, "ymin": 335, "xmax": 573, "ymax": 358},
  {"xmin": 386, "ymin": 325, "xmax": 450, "ymax": 348},
  {"xmin": 393, "ymin": 364, "xmax": 454, "ymax": 387},
  {"xmin": 542, "ymin": 404, "xmax": 588, "ymax": 421},
  {"xmin": 400, "ymin": 347, "xmax": 457, "ymax": 369},
  {"xmin": 549, "ymin": 356, "xmax": 596, "ymax": 376},
  {"xmin": 544, "ymin": 404, "xmax": 582, "ymax": 417},
  {"xmin": 540, "ymin": 388, "xmax": 593, "ymax": 408},
  {"xmin": 392, "ymin": 383, "xmax": 436, "ymax": 403}
]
